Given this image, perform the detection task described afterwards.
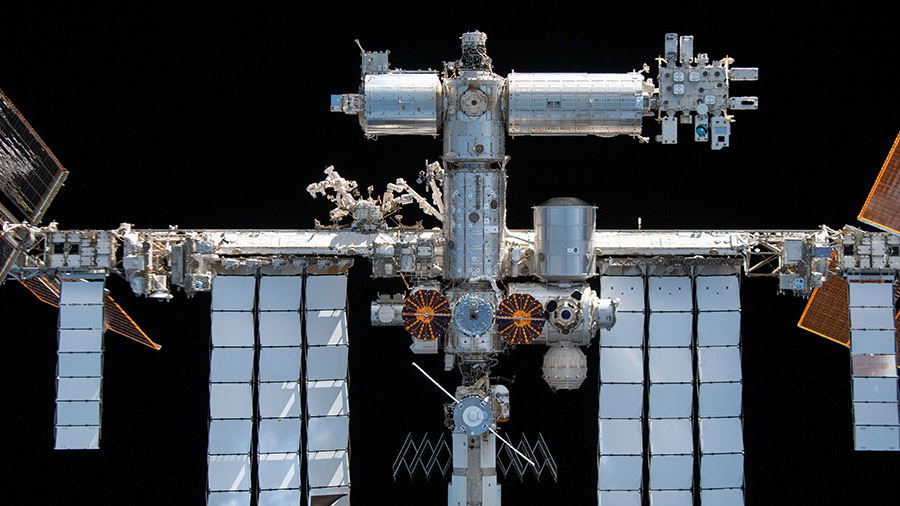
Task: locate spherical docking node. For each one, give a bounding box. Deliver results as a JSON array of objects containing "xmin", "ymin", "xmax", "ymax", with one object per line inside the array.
[
  {"xmin": 453, "ymin": 396, "xmax": 493, "ymax": 436},
  {"xmin": 453, "ymin": 295, "xmax": 494, "ymax": 337},
  {"xmin": 401, "ymin": 289, "xmax": 452, "ymax": 340},
  {"xmin": 542, "ymin": 344, "xmax": 588, "ymax": 390},
  {"xmin": 496, "ymin": 293, "xmax": 546, "ymax": 344}
]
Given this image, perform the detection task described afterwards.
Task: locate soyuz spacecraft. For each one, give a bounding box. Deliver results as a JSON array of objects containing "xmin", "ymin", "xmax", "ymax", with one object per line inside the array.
[{"xmin": 1, "ymin": 31, "xmax": 897, "ymax": 506}]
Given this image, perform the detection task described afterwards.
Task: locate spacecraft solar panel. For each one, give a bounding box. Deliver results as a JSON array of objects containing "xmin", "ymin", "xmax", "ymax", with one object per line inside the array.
[
  {"xmin": 0, "ymin": 88, "xmax": 68, "ymax": 225},
  {"xmin": 0, "ymin": 234, "xmax": 17, "ymax": 285},
  {"xmin": 859, "ymin": 132, "xmax": 900, "ymax": 235},
  {"xmin": 207, "ymin": 273, "xmax": 350, "ymax": 504},
  {"xmin": 798, "ymin": 275, "xmax": 851, "ymax": 347},
  {"xmin": 55, "ymin": 276, "xmax": 105, "ymax": 450},
  {"xmin": 598, "ymin": 276, "xmax": 645, "ymax": 505},
  {"xmin": 647, "ymin": 276, "xmax": 693, "ymax": 506},
  {"xmin": 847, "ymin": 274, "xmax": 900, "ymax": 451},
  {"xmin": 305, "ymin": 274, "xmax": 351, "ymax": 502},
  {"xmin": 598, "ymin": 273, "xmax": 745, "ymax": 505}
]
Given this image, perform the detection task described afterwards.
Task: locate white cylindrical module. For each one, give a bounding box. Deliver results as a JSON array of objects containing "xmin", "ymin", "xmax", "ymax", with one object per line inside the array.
[
  {"xmin": 360, "ymin": 72, "xmax": 442, "ymax": 135},
  {"xmin": 507, "ymin": 73, "xmax": 649, "ymax": 136},
  {"xmin": 542, "ymin": 343, "xmax": 588, "ymax": 390},
  {"xmin": 442, "ymin": 74, "xmax": 506, "ymax": 162},
  {"xmin": 533, "ymin": 197, "xmax": 596, "ymax": 282},
  {"xmin": 444, "ymin": 169, "xmax": 506, "ymax": 281}
]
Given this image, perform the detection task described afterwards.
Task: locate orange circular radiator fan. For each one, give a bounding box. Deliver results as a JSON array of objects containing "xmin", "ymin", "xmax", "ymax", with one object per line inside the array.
[
  {"xmin": 401, "ymin": 289, "xmax": 452, "ymax": 340},
  {"xmin": 496, "ymin": 293, "xmax": 546, "ymax": 344}
]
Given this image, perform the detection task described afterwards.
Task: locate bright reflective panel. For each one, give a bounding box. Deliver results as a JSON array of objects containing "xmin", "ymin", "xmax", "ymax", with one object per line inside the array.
[
  {"xmin": 850, "ymin": 330, "xmax": 897, "ymax": 354},
  {"xmin": 59, "ymin": 305, "xmax": 103, "ymax": 329},
  {"xmin": 650, "ymin": 348, "xmax": 692, "ymax": 383},
  {"xmin": 601, "ymin": 312, "xmax": 644, "ymax": 347},
  {"xmin": 700, "ymin": 489, "xmax": 744, "ymax": 506},
  {"xmin": 210, "ymin": 348, "xmax": 254, "ymax": 383},
  {"xmin": 211, "ymin": 312, "xmax": 254, "ymax": 347},
  {"xmin": 258, "ymin": 453, "xmax": 300, "ymax": 490},
  {"xmin": 650, "ymin": 383, "xmax": 693, "ymax": 419},
  {"xmin": 307, "ymin": 416, "xmax": 350, "ymax": 451},
  {"xmin": 598, "ymin": 419, "xmax": 642, "ymax": 455},
  {"xmin": 58, "ymin": 329, "xmax": 103, "ymax": 352},
  {"xmin": 306, "ymin": 311, "xmax": 348, "ymax": 346},
  {"xmin": 259, "ymin": 312, "xmax": 301, "ymax": 347},
  {"xmin": 258, "ymin": 490, "xmax": 301, "ymax": 506},
  {"xmin": 599, "ymin": 384, "xmax": 644, "ymax": 419},
  {"xmin": 696, "ymin": 276, "xmax": 740, "ymax": 311},
  {"xmin": 699, "ymin": 453, "xmax": 743, "ymax": 488},
  {"xmin": 208, "ymin": 454, "xmax": 251, "ymax": 491},
  {"xmin": 258, "ymin": 382, "xmax": 301, "ymax": 418},
  {"xmin": 59, "ymin": 281, "xmax": 104, "ymax": 305},
  {"xmin": 208, "ymin": 419, "xmax": 252, "ymax": 454},
  {"xmin": 697, "ymin": 311, "xmax": 741, "ymax": 347},
  {"xmin": 852, "ymin": 377, "xmax": 899, "ymax": 402},
  {"xmin": 307, "ymin": 380, "xmax": 349, "ymax": 416},
  {"xmin": 853, "ymin": 402, "xmax": 900, "ymax": 425},
  {"xmin": 307, "ymin": 450, "xmax": 350, "ymax": 488},
  {"xmin": 849, "ymin": 307, "xmax": 896, "ymax": 330},
  {"xmin": 598, "ymin": 490, "xmax": 641, "ymax": 506},
  {"xmin": 600, "ymin": 276, "xmax": 644, "ymax": 312},
  {"xmin": 211, "ymin": 276, "xmax": 255, "ymax": 311},
  {"xmin": 698, "ymin": 347, "xmax": 742, "ymax": 383},
  {"xmin": 306, "ymin": 347, "xmax": 349, "ymax": 381},
  {"xmin": 848, "ymin": 282, "xmax": 893, "ymax": 308},
  {"xmin": 649, "ymin": 419, "xmax": 693, "ymax": 455},
  {"xmin": 258, "ymin": 348, "xmax": 301, "ymax": 382},
  {"xmin": 56, "ymin": 401, "xmax": 100, "ymax": 425},
  {"xmin": 649, "ymin": 455, "xmax": 693, "ymax": 489},
  {"xmin": 305, "ymin": 275, "xmax": 347, "ymax": 311},
  {"xmin": 854, "ymin": 425, "xmax": 900, "ymax": 451},
  {"xmin": 209, "ymin": 384, "xmax": 252, "ymax": 419},
  {"xmin": 258, "ymin": 277, "xmax": 302, "ymax": 311},
  {"xmin": 57, "ymin": 353, "xmax": 102, "ymax": 377},
  {"xmin": 207, "ymin": 491, "xmax": 251, "ymax": 506},
  {"xmin": 600, "ymin": 348, "xmax": 643, "ymax": 383},
  {"xmin": 699, "ymin": 383, "xmax": 743, "ymax": 417},
  {"xmin": 55, "ymin": 426, "xmax": 100, "ymax": 449},
  {"xmin": 649, "ymin": 490, "xmax": 693, "ymax": 506},
  {"xmin": 57, "ymin": 377, "xmax": 101, "ymax": 401},
  {"xmin": 597, "ymin": 455, "xmax": 642, "ymax": 490},
  {"xmin": 649, "ymin": 312, "xmax": 692, "ymax": 347},
  {"xmin": 258, "ymin": 418, "xmax": 301, "ymax": 453},
  {"xmin": 699, "ymin": 418, "xmax": 744, "ymax": 453},
  {"xmin": 648, "ymin": 277, "xmax": 692, "ymax": 312}
]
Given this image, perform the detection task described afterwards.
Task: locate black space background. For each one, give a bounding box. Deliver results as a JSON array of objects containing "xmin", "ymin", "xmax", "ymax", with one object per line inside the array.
[{"xmin": 3, "ymin": 5, "xmax": 899, "ymax": 505}]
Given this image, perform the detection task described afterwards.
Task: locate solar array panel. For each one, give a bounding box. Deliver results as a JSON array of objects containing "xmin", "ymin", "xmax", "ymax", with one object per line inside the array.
[
  {"xmin": 0, "ymin": 88, "xmax": 68, "ymax": 224},
  {"xmin": 55, "ymin": 276, "xmax": 106, "ymax": 450},
  {"xmin": 847, "ymin": 274, "xmax": 899, "ymax": 451},
  {"xmin": 798, "ymin": 276, "xmax": 851, "ymax": 347},
  {"xmin": 859, "ymin": 132, "xmax": 900, "ymax": 235},
  {"xmin": 597, "ymin": 273, "xmax": 745, "ymax": 505},
  {"xmin": 207, "ymin": 273, "xmax": 350, "ymax": 505}
]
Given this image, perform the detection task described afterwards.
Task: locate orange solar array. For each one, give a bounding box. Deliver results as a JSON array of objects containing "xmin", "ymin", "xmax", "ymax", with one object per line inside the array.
[
  {"xmin": 19, "ymin": 275, "xmax": 160, "ymax": 350},
  {"xmin": 797, "ymin": 275, "xmax": 851, "ymax": 347},
  {"xmin": 496, "ymin": 293, "xmax": 546, "ymax": 344},
  {"xmin": 401, "ymin": 289, "xmax": 452, "ymax": 340},
  {"xmin": 859, "ymin": 131, "xmax": 900, "ymax": 235}
]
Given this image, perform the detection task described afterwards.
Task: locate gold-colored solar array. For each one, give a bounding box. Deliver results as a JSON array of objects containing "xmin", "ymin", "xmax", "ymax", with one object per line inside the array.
[
  {"xmin": 401, "ymin": 289, "xmax": 452, "ymax": 340},
  {"xmin": 19, "ymin": 275, "xmax": 160, "ymax": 350},
  {"xmin": 859, "ymin": 131, "xmax": 900, "ymax": 235},
  {"xmin": 496, "ymin": 293, "xmax": 546, "ymax": 345},
  {"xmin": 797, "ymin": 275, "xmax": 851, "ymax": 347}
]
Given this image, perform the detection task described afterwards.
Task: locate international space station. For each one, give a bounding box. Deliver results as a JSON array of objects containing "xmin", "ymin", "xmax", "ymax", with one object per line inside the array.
[{"xmin": 2, "ymin": 30, "xmax": 898, "ymax": 506}]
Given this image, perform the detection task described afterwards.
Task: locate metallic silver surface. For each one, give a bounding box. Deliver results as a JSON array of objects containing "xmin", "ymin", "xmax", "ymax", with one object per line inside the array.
[
  {"xmin": 360, "ymin": 72, "xmax": 442, "ymax": 135},
  {"xmin": 533, "ymin": 198, "xmax": 596, "ymax": 282}
]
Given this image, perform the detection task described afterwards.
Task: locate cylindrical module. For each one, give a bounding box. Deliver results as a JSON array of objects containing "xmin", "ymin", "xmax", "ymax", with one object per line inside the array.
[
  {"xmin": 360, "ymin": 72, "xmax": 442, "ymax": 135},
  {"xmin": 442, "ymin": 75, "xmax": 506, "ymax": 162},
  {"xmin": 533, "ymin": 197, "xmax": 596, "ymax": 282},
  {"xmin": 443, "ymin": 169, "xmax": 506, "ymax": 280},
  {"xmin": 507, "ymin": 73, "xmax": 649, "ymax": 136}
]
